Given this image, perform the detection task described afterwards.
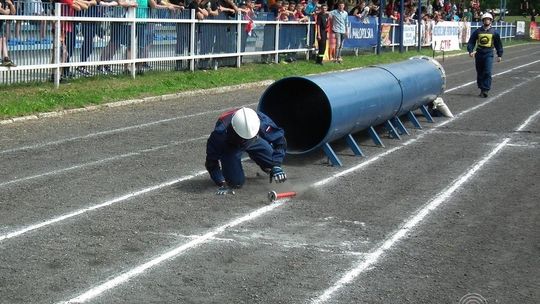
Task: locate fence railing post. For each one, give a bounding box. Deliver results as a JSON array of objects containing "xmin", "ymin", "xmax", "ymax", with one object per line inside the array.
[
  {"xmin": 237, "ymin": 13, "xmax": 242, "ymax": 68},
  {"xmin": 305, "ymin": 21, "xmax": 311, "ymax": 61},
  {"xmin": 189, "ymin": 9, "xmax": 196, "ymax": 72},
  {"xmin": 129, "ymin": 7, "xmax": 136, "ymax": 78},
  {"xmin": 54, "ymin": 2, "xmax": 61, "ymax": 88},
  {"xmin": 274, "ymin": 22, "xmax": 280, "ymax": 63}
]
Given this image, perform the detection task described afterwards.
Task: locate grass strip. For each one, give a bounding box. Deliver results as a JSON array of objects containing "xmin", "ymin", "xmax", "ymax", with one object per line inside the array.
[{"xmin": 0, "ymin": 40, "xmax": 536, "ymax": 119}]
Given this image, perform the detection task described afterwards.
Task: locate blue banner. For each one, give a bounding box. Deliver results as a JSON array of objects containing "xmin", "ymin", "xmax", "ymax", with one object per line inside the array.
[{"xmin": 343, "ymin": 16, "xmax": 378, "ymax": 48}]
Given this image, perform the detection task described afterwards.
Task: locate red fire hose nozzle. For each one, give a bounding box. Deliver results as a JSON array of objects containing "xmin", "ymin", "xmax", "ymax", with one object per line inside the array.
[{"xmin": 268, "ymin": 191, "xmax": 297, "ymax": 202}]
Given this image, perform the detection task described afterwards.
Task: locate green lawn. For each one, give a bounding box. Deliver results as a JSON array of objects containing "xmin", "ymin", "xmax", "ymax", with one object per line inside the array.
[{"xmin": 0, "ymin": 39, "xmax": 537, "ymax": 120}]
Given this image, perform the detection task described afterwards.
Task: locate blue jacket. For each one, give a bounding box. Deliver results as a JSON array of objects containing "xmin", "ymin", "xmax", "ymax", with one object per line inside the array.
[
  {"xmin": 467, "ymin": 26, "xmax": 503, "ymax": 57},
  {"xmin": 205, "ymin": 109, "xmax": 287, "ymax": 185}
]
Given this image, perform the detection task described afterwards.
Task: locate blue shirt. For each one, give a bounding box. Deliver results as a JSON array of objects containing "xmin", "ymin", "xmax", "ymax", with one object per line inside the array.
[{"xmin": 330, "ymin": 9, "xmax": 348, "ymax": 33}]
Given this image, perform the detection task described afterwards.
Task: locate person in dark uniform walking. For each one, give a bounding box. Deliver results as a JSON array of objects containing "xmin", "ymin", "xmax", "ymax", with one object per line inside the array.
[
  {"xmin": 467, "ymin": 12, "xmax": 503, "ymax": 98},
  {"xmin": 315, "ymin": 3, "xmax": 329, "ymax": 65},
  {"xmin": 205, "ymin": 107, "xmax": 288, "ymax": 195}
]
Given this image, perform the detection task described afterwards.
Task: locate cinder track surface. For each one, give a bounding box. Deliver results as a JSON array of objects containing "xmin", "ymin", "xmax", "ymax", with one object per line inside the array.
[{"xmin": 1, "ymin": 44, "xmax": 539, "ymax": 304}]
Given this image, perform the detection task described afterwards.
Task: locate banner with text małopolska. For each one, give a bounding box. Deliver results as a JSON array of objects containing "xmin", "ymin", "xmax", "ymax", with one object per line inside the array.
[{"xmin": 343, "ymin": 16, "xmax": 378, "ymax": 48}]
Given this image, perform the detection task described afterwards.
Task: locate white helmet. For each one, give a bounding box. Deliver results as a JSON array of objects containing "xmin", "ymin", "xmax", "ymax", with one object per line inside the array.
[
  {"xmin": 481, "ymin": 12, "xmax": 493, "ymax": 20},
  {"xmin": 231, "ymin": 107, "xmax": 260, "ymax": 139}
]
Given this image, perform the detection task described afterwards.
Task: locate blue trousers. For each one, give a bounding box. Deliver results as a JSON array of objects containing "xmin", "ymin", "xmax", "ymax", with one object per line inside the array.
[
  {"xmin": 475, "ymin": 51, "xmax": 494, "ymax": 92},
  {"xmin": 221, "ymin": 138, "xmax": 275, "ymax": 187}
]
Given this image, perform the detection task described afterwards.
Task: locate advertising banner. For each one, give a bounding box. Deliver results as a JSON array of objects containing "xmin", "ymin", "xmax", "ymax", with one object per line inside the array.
[
  {"xmin": 516, "ymin": 21, "xmax": 525, "ymax": 36},
  {"xmin": 381, "ymin": 24, "xmax": 392, "ymax": 46},
  {"xmin": 344, "ymin": 17, "xmax": 378, "ymax": 48},
  {"xmin": 431, "ymin": 21, "xmax": 461, "ymax": 51},
  {"xmin": 403, "ymin": 24, "xmax": 417, "ymax": 46}
]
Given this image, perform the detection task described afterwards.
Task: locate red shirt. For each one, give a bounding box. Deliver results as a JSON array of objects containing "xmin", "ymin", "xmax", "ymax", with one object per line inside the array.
[{"xmin": 59, "ymin": 0, "xmax": 76, "ymax": 32}]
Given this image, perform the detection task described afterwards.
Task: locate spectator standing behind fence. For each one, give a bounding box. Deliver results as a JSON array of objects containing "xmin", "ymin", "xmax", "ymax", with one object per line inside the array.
[
  {"xmin": 25, "ymin": 0, "xmax": 47, "ymax": 40},
  {"xmin": 5, "ymin": 0, "xmax": 21, "ymax": 43},
  {"xmin": 52, "ymin": 0, "xmax": 88, "ymax": 81},
  {"xmin": 200, "ymin": 0, "xmax": 219, "ymax": 70},
  {"xmin": 531, "ymin": 9, "xmax": 538, "ymax": 22},
  {"xmin": 520, "ymin": 0, "xmax": 529, "ymax": 18},
  {"xmin": 0, "ymin": 0, "xmax": 16, "ymax": 66},
  {"xmin": 329, "ymin": 1, "xmax": 346, "ymax": 63},
  {"xmin": 138, "ymin": 0, "xmax": 172, "ymax": 72},
  {"xmin": 167, "ymin": 0, "xmax": 186, "ymax": 71},
  {"xmin": 315, "ymin": 3, "xmax": 328, "ymax": 65},
  {"xmin": 239, "ymin": 0, "xmax": 256, "ymax": 55},
  {"xmin": 97, "ymin": 0, "xmax": 137, "ymax": 75},
  {"xmin": 74, "ymin": 0, "xmax": 99, "ymax": 77},
  {"xmin": 289, "ymin": 1, "xmax": 308, "ymax": 62},
  {"xmin": 214, "ymin": 0, "xmax": 238, "ymax": 67},
  {"xmin": 462, "ymin": 8, "xmax": 472, "ymax": 22},
  {"xmin": 467, "ymin": 12, "xmax": 503, "ymax": 98},
  {"xmin": 350, "ymin": 0, "xmax": 369, "ymax": 23}
]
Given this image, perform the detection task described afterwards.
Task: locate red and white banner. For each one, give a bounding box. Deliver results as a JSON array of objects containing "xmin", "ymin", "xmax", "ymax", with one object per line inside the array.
[{"xmin": 530, "ymin": 22, "xmax": 540, "ymax": 40}]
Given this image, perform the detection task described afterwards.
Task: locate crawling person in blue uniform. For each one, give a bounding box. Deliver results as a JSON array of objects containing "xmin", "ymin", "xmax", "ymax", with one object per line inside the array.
[
  {"xmin": 467, "ymin": 12, "xmax": 503, "ymax": 98},
  {"xmin": 205, "ymin": 107, "xmax": 288, "ymax": 195}
]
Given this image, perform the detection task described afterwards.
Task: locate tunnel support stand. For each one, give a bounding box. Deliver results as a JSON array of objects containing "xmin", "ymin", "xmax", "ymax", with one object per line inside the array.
[
  {"xmin": 368, "ymin": 126, "xmax": 385, "ymax": 147},
  {"xmin": 391, "ymin": 116, "xmax": 410, "ymax": 135},
  {"xmin": 323, "ymin": 143, "xmax": 343, "ymax": 166},
  {"xmin": 407, "ymin": 111, "xmax": 422, "ymax": 129},
  {"xmin": 346, "ymin": 134, "xmax": 365, "ymax": 157},
  {"xmin": 384, "ymin": 120, "xmax": 401, "ymax": 140},
  {"xmin": 420, "ymin": 105, "xmax": 435, "ymax": 123}
]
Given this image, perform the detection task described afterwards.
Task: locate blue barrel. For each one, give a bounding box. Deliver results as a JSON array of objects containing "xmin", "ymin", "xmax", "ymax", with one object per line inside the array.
[{"xmin": 258, "ymin": 56, "xmax": 445, "ymax": 154}]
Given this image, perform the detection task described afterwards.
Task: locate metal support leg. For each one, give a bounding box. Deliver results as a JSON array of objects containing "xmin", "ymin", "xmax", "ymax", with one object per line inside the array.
[
  {"xmin": 368, "ymin": 126, "xmax": 384, "ymax": 147},
  {"xmin": 407, "ymin": 111, "xmax": 422, "ymax": 129},
  {"xmin": 420, "ymin": 104, "xmax": 435, "ymax": 123},
  {"xmin": 384, "ymin": 120, "xmax": 401, "ymax": 140},
  {"xmin": 391, "ymin": 116, "xmax": 410, "ymax": 135},
  {"xmin": 346, "ymin": 134, "xmax": 364, "ymax": 157},
  {"xmin": 323, "ymin": 143, "xmax": 343, "ymax": 166}
]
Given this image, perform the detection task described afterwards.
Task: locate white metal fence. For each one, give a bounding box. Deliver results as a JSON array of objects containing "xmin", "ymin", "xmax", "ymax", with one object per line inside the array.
[
  {"xmin": 0, "ymin": 3, "xmax": 315, "ymax": 86},
  {"xmin": 0, "ymin": 2, "xmax": 518, "ymax": 87}
]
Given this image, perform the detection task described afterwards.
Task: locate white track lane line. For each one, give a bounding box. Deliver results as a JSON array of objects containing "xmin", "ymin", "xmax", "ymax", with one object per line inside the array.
[
  {"xmin": 0, "ymin": 170, "xmax": 207, "ymax": 242},
  {"xmin": 0, "ymin": 104, "xmax": 256, "ymax": 155},
  {"xmin": 311, "ymin": 138, "xmax": 512, "ymax": 304},
  {"xmin": 1, "ymin": 67, "xmax": 538, "ymax": 244},
  {"xmin": 516, "ymin": 109, "xmax": 540, "ymax": 131},
  {"xmin": 443, "ymin": 49, "xmax": 540, "ymax": 78},
  {"xmin": 57, "ymin": 73, "xmax": 540, "ymax": 304},
  {"xmin": 3, "ymin": 58, "xmax": 540, "ymax": 188},
  {"xmin": 443, "ymin": 59, "xmax": 540, "ymax": 94},
  {"xmin": 0, "ymin": 136, "xmax": 207, "ymax": 188},
  {"xmin": 311, "ymin": 106, "xmax": 540, "ymax": 304},
  {"xmin": 2, "ymin": 56, "xmax": 539, "ymax": 156},
  {"xmin": 59, "ymin": 200, "xmax": 288, "ymax": 304}
]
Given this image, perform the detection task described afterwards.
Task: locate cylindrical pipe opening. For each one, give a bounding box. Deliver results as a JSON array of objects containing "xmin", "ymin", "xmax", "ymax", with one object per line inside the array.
[{"xmin": 259, "ymin": 77, "xmax": 331, "ymax": 154}]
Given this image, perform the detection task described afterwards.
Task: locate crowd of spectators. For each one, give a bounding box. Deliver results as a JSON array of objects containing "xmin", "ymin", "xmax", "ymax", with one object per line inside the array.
[{"xmin": 0, "ymin": 0, "xmax": 531, "ymax": 76}]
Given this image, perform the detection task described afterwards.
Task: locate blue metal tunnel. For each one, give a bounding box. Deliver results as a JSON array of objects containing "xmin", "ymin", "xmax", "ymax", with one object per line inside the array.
[{"xmin": 258, "ymin": 56, "xmax": 446, "ymax": 162}]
